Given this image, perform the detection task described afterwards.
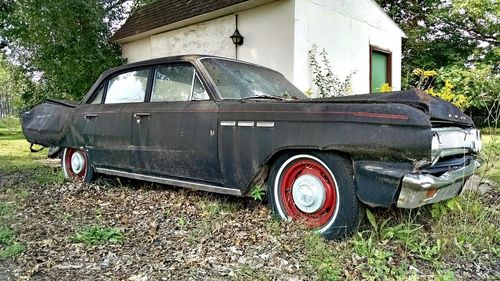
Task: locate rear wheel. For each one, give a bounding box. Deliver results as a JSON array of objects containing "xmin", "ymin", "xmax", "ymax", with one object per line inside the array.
[
  {"xmin": 62, "ymin": 147, "xmax": 94, "ymax": 183},
  {"xmin": 267, "ymin": 152, "xmax": 363, "ymax": 239}
]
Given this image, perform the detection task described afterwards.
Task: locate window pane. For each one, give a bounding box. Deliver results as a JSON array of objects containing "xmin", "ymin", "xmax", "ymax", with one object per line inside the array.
[
  {"xmin": 89, "ymin": 85, "xmax": 104, "ymax": 104},
  {"xmin": 151, "ymin": 65, "xmax": 194, "ymax": 102},
  {"xmin": 201, "ymin": 58, "xmax": 306, "ymax": 100},
  {"xmin": 105, "ymin": 70, "xmax": 149, "ymax": 104},
  {"xmin": 192, "ymin": 75, "xmax": 209, "ymax": 100},
  {"xmin": 371, "ymin": 51, "xmax": 388, "ymax": 93}
]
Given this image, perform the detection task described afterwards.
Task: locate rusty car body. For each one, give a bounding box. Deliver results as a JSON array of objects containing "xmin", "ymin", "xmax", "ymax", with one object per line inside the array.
[{"xmin": 22, "ymin": 55, "xmax": 481, "ymax": 239}]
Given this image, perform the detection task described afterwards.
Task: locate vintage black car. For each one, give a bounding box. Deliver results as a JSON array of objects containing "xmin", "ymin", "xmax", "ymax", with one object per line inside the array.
[{"xmin": 22, "ymin": 55, "xmax": 481, "ymax": 239}]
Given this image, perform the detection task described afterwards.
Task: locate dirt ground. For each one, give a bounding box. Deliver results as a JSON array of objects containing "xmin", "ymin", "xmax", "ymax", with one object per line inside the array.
[{"xmin": 1, "ymin": 173, "xmax": 321, "ymax": 281}]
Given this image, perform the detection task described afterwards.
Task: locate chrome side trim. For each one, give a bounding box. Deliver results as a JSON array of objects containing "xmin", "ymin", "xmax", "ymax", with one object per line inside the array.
[
  {"xmin": 256, "ymin": 121, "xmax": 275, "ymax": 128},
  {"xmin": 220, "ymin": 121, "xmax": 236, "ymax": 127},
  {"xmin": 397, "ymin": 160, "xmax": 479, "ymax": 208},
  {"xmin": 238, "ymin": 121, "xmax": 255, "ymax": 127},
  {"xmin": 95, "ymin": 168, "xmax": 242, "ymax": 196}
]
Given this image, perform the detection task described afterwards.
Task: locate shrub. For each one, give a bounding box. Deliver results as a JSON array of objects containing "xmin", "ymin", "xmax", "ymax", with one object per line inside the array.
[
  {"xmin": 309, "ymin": 45, "xmax": 356, "ymax": 97},
  {"xmin": 71, "ymin": 225, "xmax": 123, "ymax": 246}
]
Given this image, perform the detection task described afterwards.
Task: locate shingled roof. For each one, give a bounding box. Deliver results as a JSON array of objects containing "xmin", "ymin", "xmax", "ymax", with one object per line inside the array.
[{"xmin": 111, "ymin": 0, "xmax": 249, "ymax": 41}]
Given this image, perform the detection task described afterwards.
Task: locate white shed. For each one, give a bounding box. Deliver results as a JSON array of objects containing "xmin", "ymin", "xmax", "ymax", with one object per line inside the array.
[{"xmin": 112, "ymin": 0, "xmax": 405, "ymax": 94}]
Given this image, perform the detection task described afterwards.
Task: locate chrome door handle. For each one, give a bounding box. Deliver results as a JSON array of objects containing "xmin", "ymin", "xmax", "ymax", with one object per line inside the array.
[
  {"xmin": 84, "ymin": 114, "xmax": 98, "ymax": 119},
  {"xmin": 134, "ymin": 113, "xmax": 151, "ymax": 118}
]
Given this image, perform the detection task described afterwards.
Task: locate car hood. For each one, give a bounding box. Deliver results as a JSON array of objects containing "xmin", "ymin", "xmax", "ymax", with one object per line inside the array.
[{"xmin": 300, "ymin": 89, "xmax": 473, "ymax": 127}]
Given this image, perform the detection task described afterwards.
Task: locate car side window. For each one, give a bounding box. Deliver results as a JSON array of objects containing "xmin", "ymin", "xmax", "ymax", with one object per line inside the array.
[
  {"xmin": 104, "ymin": 69, "xmax": 149, "ymax": 104},
  {"xmin": 89, "ymin": 85, "xmax": 104, "ymax": 104},
  {"xmin": 151, "ymin": 65, "xmax": 210, "ymax": 102},
  {"xmin": 193, "ymin": 75, "xmax": 210, "ymax": 101}
]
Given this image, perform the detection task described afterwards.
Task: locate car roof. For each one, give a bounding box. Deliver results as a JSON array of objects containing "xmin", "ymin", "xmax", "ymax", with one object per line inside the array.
[{"xmin": 103, "ymin": 54, "xmax": 276, "ymax": 76}]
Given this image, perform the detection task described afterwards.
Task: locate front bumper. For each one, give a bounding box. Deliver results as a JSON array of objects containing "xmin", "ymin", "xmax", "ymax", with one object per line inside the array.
[{"xmin": 397, "ymin": 160, "xmax": 479, "ymax": 208}]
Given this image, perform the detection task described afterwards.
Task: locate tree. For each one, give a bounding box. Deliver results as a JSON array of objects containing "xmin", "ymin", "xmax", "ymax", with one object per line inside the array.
[
  {"xmin": 0, "ymin": 55, "xmax": 36, "ymax": 115},
  {"xmin": 377, "ymin": 0, "xmax": 499, "ymax": 84},
  {"xmin": 0, "ymin": 0, "xmax": 147, "ymax": 109}
]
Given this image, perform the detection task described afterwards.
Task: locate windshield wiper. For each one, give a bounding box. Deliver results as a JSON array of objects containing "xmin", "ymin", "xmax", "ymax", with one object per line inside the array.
[{"xmin": 240, "ymin": 94, "xmax": 285, "ymax": 101}]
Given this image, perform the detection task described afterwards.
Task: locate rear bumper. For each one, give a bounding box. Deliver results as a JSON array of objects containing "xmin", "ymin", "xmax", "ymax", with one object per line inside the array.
[{"xmin": 397, "ymin": 160, "xmax": 479, "ymax": 208}]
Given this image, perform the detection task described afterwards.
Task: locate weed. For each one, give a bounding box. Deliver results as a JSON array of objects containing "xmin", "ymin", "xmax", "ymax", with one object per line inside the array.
[
  {"xmin": 265, "ymin": 219, "xmax": 281, "ymax": 236},
  {"xmin": 94, "ymin": 208, "xmax": 103, "ymax": 220},
  {"xmin": 0, "ymin": 226, "xmax": 15, "ymax": 244},
  {"xmin": 63, "ymin": 212, "xmax": 72, "ymax": 222},
  {"xmin": 435, "ymin": 270, "xmax": 457, "ymax": 281},
  {"xmin": 250, "ymin": 186, "xmax": 265, "ymax": 201},
  {"xmin": 0, "ymin": 243, "xmax": 25, "ymax": 260},
  {"xmin": 14, "ymin": 189, "xmax": 29, "ymax": 199},
  {"xmin": 34, "ymin": 169, "xmax": 64, "ymax": 185},
  {"xmin": 0, "ymin": 226, "xmax": 24, "ymax": 260},
  {"xmin": 351, "ymin": 232, "xmax": 394, "ymax": 279},
  {"xmin": 200, "ymin": 199, "xmax": 223, "ymax": 218},
  {"xmin": 304, "ymin": 232, "xmax": 341, "ymax": 281},
  {"xmin": 0, "ymin": 202, "xmax": 14, "ymax": 218},
  {"xmin": 199, "ymin": 196, "xmax": 239, "ymax": 218},
  {"xmin": 71, "ymin": 225, "xmax": 124, "ymax": 246},
  {"xmin": 163, "ymin": 208, "xmax": 171, "ymax": 218},
  {"xmin": 178, "ymin": 217, "xmax": 186, "ymax": 230}
]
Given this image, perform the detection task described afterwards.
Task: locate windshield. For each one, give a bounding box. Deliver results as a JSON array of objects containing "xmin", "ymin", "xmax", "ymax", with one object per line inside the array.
[{"xmin": 201, "ymin": 58, "xmax": 306, "ymax": 100}]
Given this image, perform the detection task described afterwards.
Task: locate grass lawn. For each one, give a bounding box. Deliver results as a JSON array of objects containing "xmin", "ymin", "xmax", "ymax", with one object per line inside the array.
[
  {"xmin": 479, "ymin": 134, "xmax": 500, "ymax": 184},
  {"xmin": 0, "ymin": 118, "xmax": 498, "ymax": 280}
]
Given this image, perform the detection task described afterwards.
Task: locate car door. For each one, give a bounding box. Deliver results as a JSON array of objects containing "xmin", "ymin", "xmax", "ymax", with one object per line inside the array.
[
  {"xmin": 81, "ymin": 68, "xmax": 150, "ymax": 170},
  {"xmin": 131, "ymin": 63, "xmax": 222, "ymax": 185}
]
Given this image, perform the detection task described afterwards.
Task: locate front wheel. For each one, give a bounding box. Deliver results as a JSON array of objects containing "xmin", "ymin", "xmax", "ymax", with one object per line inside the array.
[
  {"xmin": 267, "ymin": 152, "xmax": 363, "ymax": 239},
  {"xmin": 61, "ymin": 147, "xmax": 94, "ymax": 183}
]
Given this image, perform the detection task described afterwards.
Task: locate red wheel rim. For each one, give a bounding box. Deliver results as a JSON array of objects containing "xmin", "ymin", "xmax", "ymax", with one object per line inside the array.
[
  {"xmin": 64, "ymin": 148, "xmax": 87, "ymax": 180},
  {"xmin": 279, "ymin": 158, "xmax": 338, "ymax": 228}
]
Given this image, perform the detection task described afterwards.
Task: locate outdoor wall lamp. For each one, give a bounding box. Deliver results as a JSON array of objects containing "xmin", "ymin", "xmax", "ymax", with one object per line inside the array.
[{"xmin": 230, "ymin": 29, "xmax": 244, "ymax": 46}]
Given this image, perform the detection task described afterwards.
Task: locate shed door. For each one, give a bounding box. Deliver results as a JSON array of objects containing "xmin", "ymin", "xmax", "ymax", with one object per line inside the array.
[{"xmin": 370, "ymin": 48, "xmax": 391, "ymax": 93}]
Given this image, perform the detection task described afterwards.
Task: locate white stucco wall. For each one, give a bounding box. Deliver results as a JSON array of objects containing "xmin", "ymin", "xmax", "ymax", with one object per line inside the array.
[
  {"xmin": 237, "ymin": 0, "xmax": 295, "ymax": 81},
  {"xmin": 122, "ymin": 37, "xmax": 151, "ymax": 63},
  {"xmin": 122, "ymin": 16, "xmax": 236, "ymax": 63},
  {"xmin": 292, "ymin": 0, "xmax": 404, "ymax": 94}
]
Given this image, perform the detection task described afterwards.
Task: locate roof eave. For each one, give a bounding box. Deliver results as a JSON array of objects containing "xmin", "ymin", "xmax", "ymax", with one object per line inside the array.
[{"xmin": 111, "ymin": 0, "xmax": 276, "ymax": 43}]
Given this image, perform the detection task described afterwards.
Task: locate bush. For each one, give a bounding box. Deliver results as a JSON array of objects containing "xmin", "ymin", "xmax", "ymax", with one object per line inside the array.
[{"xmin": 309, "ymin": 45, "xmax": 356, "ymax": 97}]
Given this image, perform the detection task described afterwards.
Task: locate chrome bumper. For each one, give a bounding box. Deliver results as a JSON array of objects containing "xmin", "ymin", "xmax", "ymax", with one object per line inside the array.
[{"xmin": 397, "ymin": 160, "xmax": 479, "ymax": 209}]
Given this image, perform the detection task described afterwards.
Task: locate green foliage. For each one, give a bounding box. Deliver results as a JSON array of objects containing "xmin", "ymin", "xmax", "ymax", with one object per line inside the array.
[
  {"xmin": 250, "ymin": 186, "xmax": 265, "ymax": 201},
  {"xmin": 178, "ymin": 217, "xmax": 186, "ymax": 230},
  {"xmin": 439, "ymin": 64, "xmax": 499, "ymax": 110},
  {"xmin": 351, "ymin": 232, "xmax": 394, "ymax": 279},
  {"xmin": 378, "ymin": 0, "xmax": 499, "ymax": 84},
  {"xmin": 0, "ymin": 226, "xmax": 15, "ymax": 244},
  {"xmin": 0, "ymin": 0, "xmax": 135, "ymax": 110},
  {"xmin": 199, "ymin": 196, "xmax": 239, "ymax": 218},
  {"xmin": 435, "ymin": 270, "xmax": 458, "ymax": 281},
  {"xmin": 0, "ymin": 202, "xmax": 14, "ymax": 218},
  {"xmin": 309, "ymin": 44, "xmax": 355, "ymax": 97},
  {"xmin": 0, "ymin": 226, "xmax": 24, "ymax": 260},
  {"xmin": 304, "ymin": 232, "xmax": 341, "ymax": 281},
  {"xmin": 265, "ymin": 219, "xmax": 281, "ymax": 236},
  {"xmin": 71, "ymin": 225, "xmax": 124, "ymax": 246},
  {"xmin": 479, "ymin": 134, "xmax": 500, "ymax": 183},
  {"xmin": 0, "ymin": 243, "xmax": 24, "ymax": 260}
]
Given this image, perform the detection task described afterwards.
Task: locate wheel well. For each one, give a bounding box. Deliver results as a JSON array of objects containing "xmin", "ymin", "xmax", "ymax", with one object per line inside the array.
[{"xmin": 246, "ymin": 148, "xmax": 353, "ymax": 195}]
